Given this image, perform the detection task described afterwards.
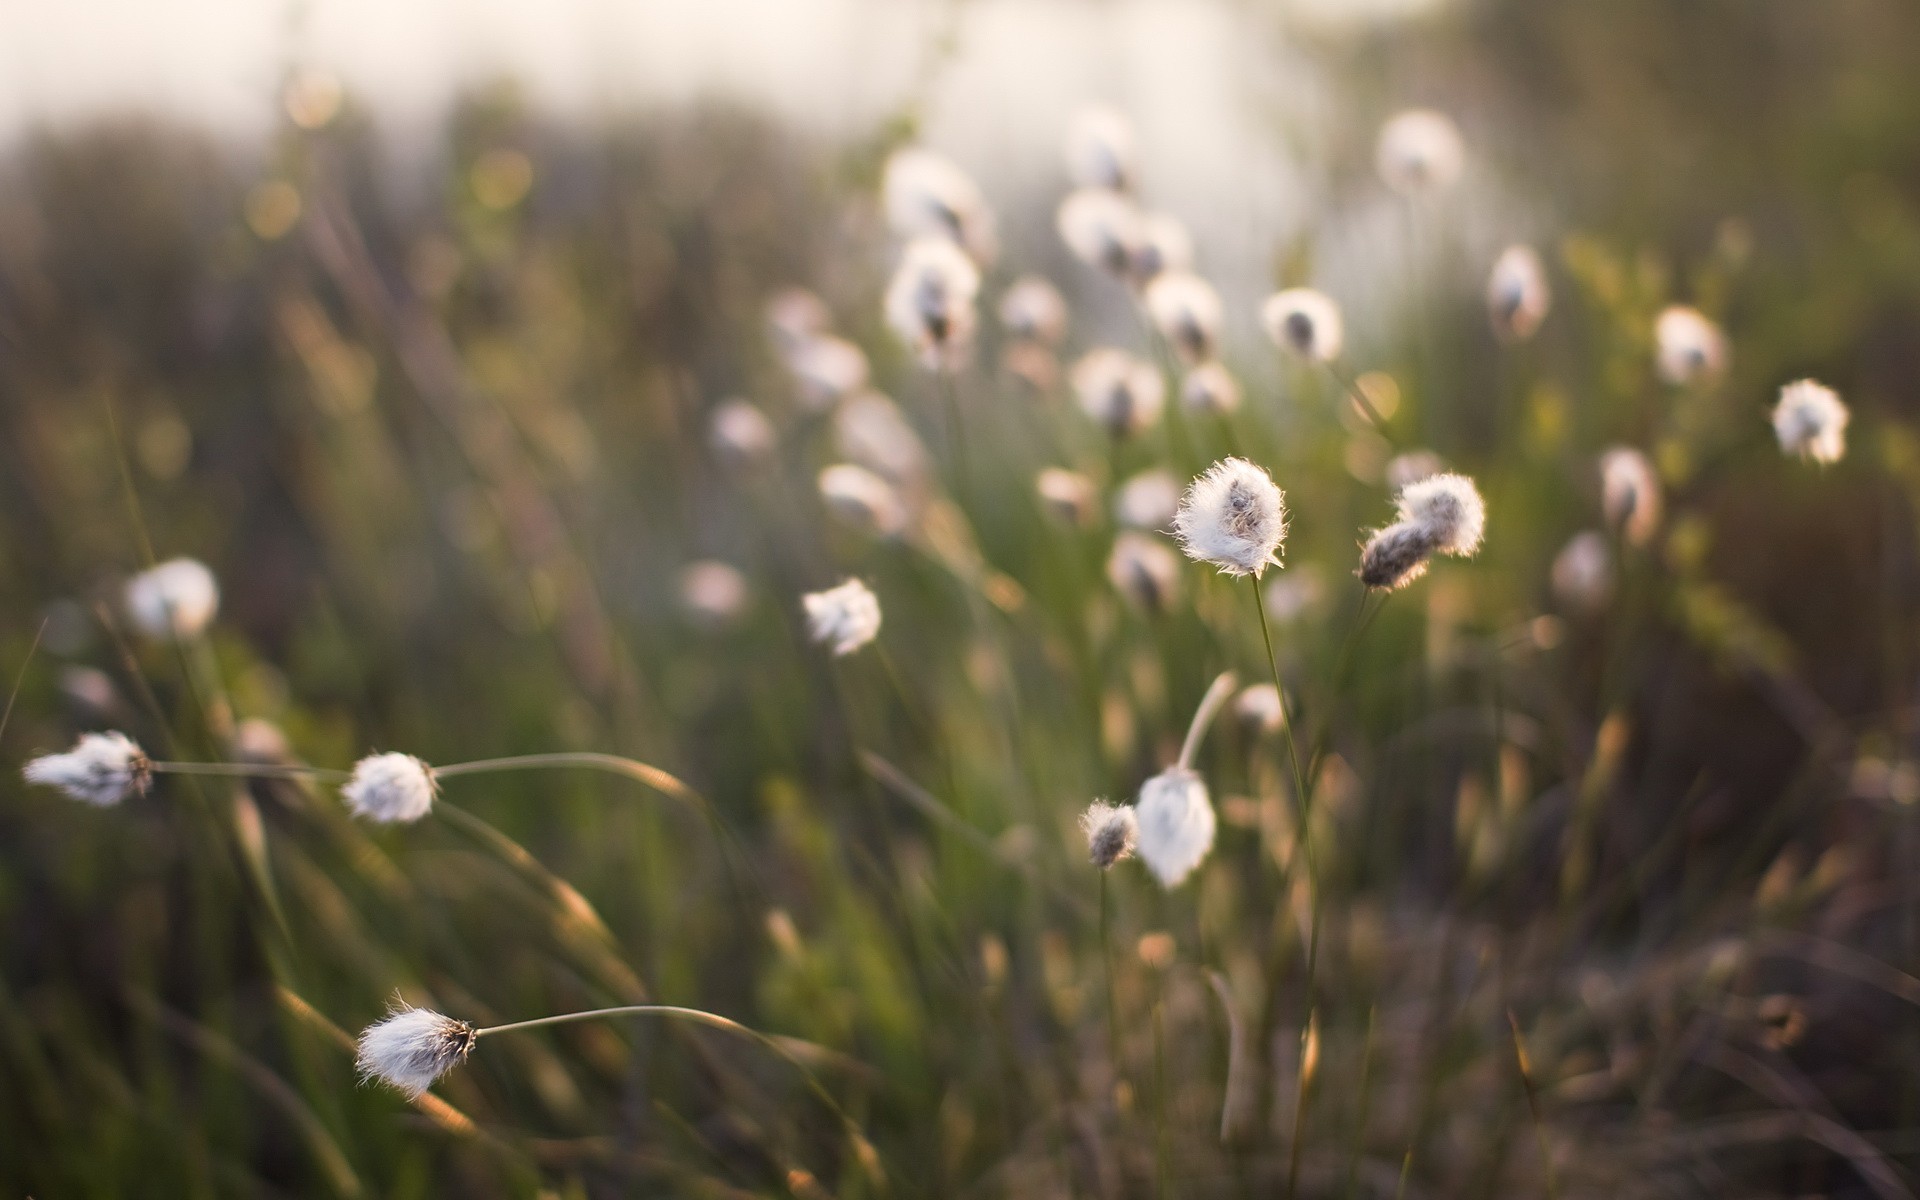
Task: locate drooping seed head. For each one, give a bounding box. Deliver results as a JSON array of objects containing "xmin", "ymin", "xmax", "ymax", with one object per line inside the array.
[
  {"xmin": 1072, "ymin": 348, "xmax": 1165, "ymax": 439},
  {"xmin": 1181, "ymin": 362, "xmax": 1242, "ymax": 416},
  {"xmin": 1486, "ymin": 245, "xmax": 1551, "ymax": 341},
  {"xmin": 1600, "ymin": 447, "xmax": 1661, "ymax": 545},
  {"xmin": 1395, "ymin": 472, "xmax": 1485, "ymax": 557},
  {"xmin": 881, "ymin": 147, "xmax": 997, "ymax": 263},
  {"xmin": 1376, "ymin": 108, "xmax": 1465, "ymax": 195},
  {"xmin": 125, "ymin": 558, "xmax": 220, "ymax": 640},
  {"xmin": 1057, "ymin": 188, "xmax": 1144, "ymax": 276},
  {"xmin": 834, "ymin": 391, "xmax": 929, "ymax": 487},
  {"xmin": 818, "ymin": 464, "xmax": 910, "ymax": 538},
  {"xmin": 1134, "ymin": 767, "xmax": 1216, "ymax": 887},
  {"xmin": 1035, "ymin": 468, "xmax": 1100, "ymax": 529},
  {"xmin": 356, "ymin": 1005, "xmax": 477, "ymax": 1098},
  {"xmin": 802, "ymin": 578, "xmax": 882, "ymax": 657},
  {"xmin": 1144, "ymin": 271, "xmax": 1223, "ymax": 365},
  {"xmin": 998, "ymin": 275, "xmax": 1069, "ymax": 346},
  {"xmin": 1771, "ymin": 379, "xmax": 1849, "ymax": 465},
  {"xmin": 679, "ymin": 561, "xmax": 750, "ymax": 630},
  {"xmin": 1358, "ymin": 521, "xmax": 1438, "ymax": 591},
  {"xmin": 1551, "ymin": 531, "xmax": 1614, "ymax": 612},
  {"xmin": 342, "ymin": 752, "xmax": 437, "ymax": 824},
  {"xmin": 1172, "ymin": 458, "xmax": 1288, "ymax": 578},
  {"xmin": 885, "ymin": 238, "xmax": 982, "ymax": 370},
  {"xmin": 1064, "ymin": 104, "xmax": 1137, "ymax": 191},
  {"xmin": 1107, "ymin": 531, "xmax": 1182, "ymax": 611},
  {"xmin": 1080, "ymin": 800, "xmax": 1139, "ymax": 869},
  {"xmin": 1114, "ymin": 469, "xmax": 1180, "ymax": 530},
  {"xmin": 1654, "ymin": 306, "xmax": 1728, "ymax": 386},
  {"xmin": 23, "ymin": 731, "xmax": 150, "ymax": 807},
  {"xmin": 1261, "ymin": 288, "xmax": 1344, "ymax": 362},
  {"xmin": 708, "ymin": 399, "xmax": 777, "ymax": 466}
]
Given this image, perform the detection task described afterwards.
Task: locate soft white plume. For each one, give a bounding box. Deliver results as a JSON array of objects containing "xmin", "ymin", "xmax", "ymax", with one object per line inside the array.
[
  {"xmin": 709, "ymin": 400, "xmax": 777, "ymax": 466},
  {"xmin": 1395, "ymin": 473, "xmax": 1485, "ymax": 557},
  {"xmin": 1487, "ymin": 245, "xmax": 1551, "ymax": 341},
  {"xmin": 1172, "ymin": 458, "xmax": 1288, "ymax": 578},
  {"xmin": 1035, "ymin": 468, "xmax": 1099, "ymax": 528},
  {"xmin": 1144, "ymin": 271, "xmax": 1223, "ymax": 365},
  {"xmin": 1771, "ymin": 379, "xmax": 1849, "ymax": 464},
  {"xmin": 1065, "ymin": 105, "xmax": 1136, "ymax": 191},
  {"xmin": 1655, "ymin": 306, "xmax": 1727, "ymax": 386},
  {"xmin": 998, "ymin": 275, "xmax": 1068, "ymax": 345},
  {"xmin": 885, "ymin": 238, "xmax": 981, "ymax": 369},
  {"xmin": 1115, "ymin": 469, "xmax": 1180, "ymax": 530},
  {"xmin": 881, "ymin": 147, "xmax": 996, "ymax": 262},
  {"xmin": 356, "ymin": 1005, "xmax": 477, "ymax": 1098},
  {"xmin": 1057, "ymin": 188, "xmax": 1143, "ymax": 276},
  {"xmin": 1600, "ymin": 447, "xmax": 1661, "ymax": 545},
  {"xmin": 786, "ymin": 336, "xmax": 870, "ymax": 411},
  {"xmin": 1552, "ymin": 531, "xmax": 1614, "ymax": 612},
  {"xmin": 1081, "ymin": 800, "xmax": 1139, "ymax": 869},
  {"xmin": 679, "ymin": 561, "xmax": 750, "ymax": 630},
  {"xmin": 803, "ymin": 579, "xmax": 882, "ymax": 657},
  {"xmin": 126, "ymin": 558, "xmax": 220, "ymax": 640},
  {"xmin": 1261, "ymin": 289, "xmax": 1345, "ymax": 362},
  {"xmin": 1376, "ymin": 109, "xmax": 1465, "ymax": 195},
  {"xmin": 1181, "ymin": 362, "xmax": 1242, "ymax": 416},
  {"xmin": 1135, "ymin": 768, "xmax": 1216, "ymax": 887},
  {"xmin": 342, "ymin": 753, "xmax": 437, "ymax": 824},
  {"xmin": 23, "ymin": 731, "xmax": 150, "ymax": 807}
]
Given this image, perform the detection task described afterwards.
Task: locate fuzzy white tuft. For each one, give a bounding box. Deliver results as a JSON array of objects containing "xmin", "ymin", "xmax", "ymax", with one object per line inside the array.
[
  {"xmin": 1172, "ymin": 458, "xmax": 1288, "ymax": 578},
  {"xmin": 1395, "ymin": 473, "xmax": 1485, "ymax": 557},
  {"xmin": 1064, "ymin": 105, "xmax": 1137, "ymax": 191},
  {"xmin": 1181, "ymin": 362, "xmax": 1242, "ymax": 416},
  {"xmin": 1376, "ymin": 109, "xmax": 1465, "ymax": 195},
  {"xmin": 1654, "ymin": 306, "xmax": 1727, "ymax": 386},
  {"xmin": 998, "ymin": 275, "xmax": 1068, "ymax": 346},
  {"xmin": 785, "ymin": 336, "xmax": 869, "ymax": 412},
  {"xmin": 1056, "ymin": 188, "xmax": 1144, "ymax": 276},
  {"xmin": 1144, "ymin": 271, "xmax": 1223, "ymax": 365},
  {"xmin": 1072, "ymin": 349, "xmax": 1165, "ymax": 439},
  {"xmin": 818, "ymin": 464, "xmax": 910, "ymax": 539},
  {"xmin": 1600, "ymin": 448, "xmax": 1661, "ymax": 545},
  {"xmin": 125, "ymin": 558, "xmax": 220, "ymax": 640},
  {"xmin": 1771, "ymin": 379, "xmax": 1849, "ymax": 465},
  {"xmin": 709, "ymin": 400, "xmax": 777, "ymax": 466},
  {"xmin": 803, "ymin": 579, "xmax": 882, "ymax": 657},
  {"xmin": 1358, "ymin": 522, "xmax": 1437, "ymax": 592},
  {"xmin": 1107, "ymin": 532, "xmax": 1181, "ymax": 611},
  {"xmin": 1134, "ymin": 768, "xmax": 1216, "ymax": 887},
  {"xmin": 1260, "ymin": 289, "xmax": 1345, "ymax": 362},
  {"xmin": 1130, "ymin": 212, "xmax": 1193, "ymax": 283},
  {"xmin": 23, "ymin": 731, "xmax": 150, "ymax": 807},
  {"xmin": 881, "ymin": 147, "xmax": 996, "ymax": 262},
  {"xmin": 1080, "ymin": 800, "xmax": 1139, "ymax": 869},
  {"xmin": 1487, "ymin": 245, "xmax": 1551, "ymax": 341},
  {"xmin": 356, "ymin": 1005, "xmax": 476, "ymax": 1098},
  {"xmin": 885, "ymin": 238, "xmax": 981, "ymax": 370},
  {"xmin": 342, "ymin": 753, "xmax": 437, "ymax": 824}
]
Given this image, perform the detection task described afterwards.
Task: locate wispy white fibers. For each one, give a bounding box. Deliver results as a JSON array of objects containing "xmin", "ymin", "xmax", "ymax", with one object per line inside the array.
[
  {"xmin": 1065, "ymin": 104, "xmax": 1137, "ymax": 191},
  {"xmin": 834, "ymin": 392, "xmax": 929, "ymax": 487},
  {"xmin": 1376, "ymin": 109, "xmax": 1465, "ymax": 195},
  {"xmin": 356, "ymin": 1005, "xmax": 477, "ymax": 1098},
  {"xmin": 1172, "ymin": 458, "xmax": 1288, "ymax": 578},
  {"xmin": 708, "ymin": 399, "xmax": 776, "ymax": 466},
  {"xmin": 1073, "ymin": 349, "xmax": 1165, "ymax": 438},
  {"xmin": 786, "ymin": 336, "xmax": 870, "ymax": 412},
  {"xmin": 803, "ymin": 578, "xmax": 882, "ymax": 657},
  {"xmin": 998, "ymin": 275, "xmax": 1068, "ymax": 346},
  {"xmin": 881, "ymin": 147, "xmax": 997, "ymax": 263},
  {"xmin": 886, "ymin": 238, "xmax": 981, "ymax": 370},
  {"xmin": 1655, "ymin": 306, "xmax": 1727, "ymax": 386},
  {"xmin": 678, "ymin": 561, "xmax": 750, "ymax": 630},
  {"xmin": 1261, "ymin": 289, "xmax": 1344, "ymax": 363},
  {"xmin": 1035, "ymin": 468, "xmax": 1099, "ymax": 528},
  {"xmin": 1057, "ymin": 188, "xmax": 1144, "ymax": 277},
  {"xmin": 125, "ymin": 558, "xmax": 219, "ymax": 640},
  {"xmin": 1772, "ymin": 379, "xmax": 1849, "ymax": 464},
  {"xmin": 1135, "ymin": 768, "xmax": 1215, "ymax": 887},
  {"xmin": 1600, "ymin": 447, "xmax": 1661, "ymax": 545},
  {"xmin": 1080, "ymin": 800, "xmax": 1139, "ymax": 869},
  {"xmin": 1182, "ymin": 362, "xmax": 1242, "ymax": 416},
  {"xmin": 1358, "ymin": 522, "xmax": 1437, "ymax": 591},
  {"xmin": 23, "ymin": 731, "xmax": 150, "ymax": 806},
  {"xmin": 1552, "ymin": 531, "xmax": 1614, "ymax": 612},
  {"xmin": 1107, "ymin": 531, "xmax": 1181, "ymax": 611},
  {"xmin": 1115, "ymin": 469, "xmax": 1180, "ymax": 530},
  {"xmin": 342, "ymin": 752, "xmax": 438, "ymax": 824},
  {"xmin": 818, "ymin": 464, "xmax": 910, "ymax": 538},
  {"xmin": 1144, "ymin": 271, "xmax": 1224, "ymax": 364},
  {"xmin": 1487, "ymin": 245, "xmax": 1551, "ymax": 341},
  {"xmin": 1395, "ymin": 473, "xmax": 1485, "ymax": 556}
]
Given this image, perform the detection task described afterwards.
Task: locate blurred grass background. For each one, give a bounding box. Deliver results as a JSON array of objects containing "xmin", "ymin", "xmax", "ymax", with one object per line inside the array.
[{"xmin": 6, "ymin": 0, "xmax": 1920, "ymax": 1195}]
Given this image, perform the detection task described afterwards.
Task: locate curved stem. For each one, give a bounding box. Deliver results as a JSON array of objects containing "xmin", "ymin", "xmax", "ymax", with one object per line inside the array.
[
  {"xmin": 150, "ymin": 761, "xmax": 350, "ymax": 782},
  {"xmin": 431, "ymin": 752, "xmax": 694, "ymax": 804},
  {"xmin": 1177, "ymin": 670, "xmax": 1239, "ymax": 771},
  {"xmin": 1324, "ymin": 360, "xmax": 1391, "ymax": 438}
]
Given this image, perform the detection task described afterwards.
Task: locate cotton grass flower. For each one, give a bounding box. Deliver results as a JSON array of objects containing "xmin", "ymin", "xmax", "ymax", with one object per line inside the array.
[
  {"xmin": 1376, "ymin": 109, "xmax": 1465, "ymax": 195},
  {"xmin": 1107, "ymin": 532, "xmax": 1181, "ymax": 611},
  {"xmin": 834, "ymin": 392, "xmax": 928, "ymax": 486},
  {"xmin": 786, "ymin": 336, "xmax": 870, "ymax": 411},
  {"xmin": 819, "ymin": 464, "xmax": 910, "ymax": 538},
  {"xmin": 1396, "ymin": 472, "xmax": 1485, "ymax": 556},
  {"xmin": 709, "ymin": 399, "xmax": 776, "ymax": 466},
  {"xmin": 881, "ymin": 147, "xmax": 996, "ymax": 262},
  {"xmin": 1600, "ymin": 447, "xmax": 1661, "ymax": 545},
  {"xmin": 1771, "ymin": 379, "xmax": 1849, "ymax": 464},
  {"xmin": 802, "ymin": 578, "xmax": 882, "ymax": 657},
  {"xmin": 1057, "ymin": 188, "xmax": 1143, "ymax": 276},
  {"xmin": 885, "ymin": 238, "xmax": 981, "ymax": 369},
  {"xmin": 1065, "ymin": 104, "xmax": 1136, "ymax": 191},
  {"xmin": 1035, "ymin": 468, "xmax": 1099, "ymax": 528},
  {"xmin": 1172, "ymin": 458, "xmax": 1288, "ymax": 578},
  {"xmin": 1115, "ymin": 469, "xmax": 1180, "ymax": 530},
  {"xmin": 1487, "ymin": 245, "xmax": 1551, "ymax": 341},
  {"xmin": 1072, "ymin": 348, "xmax": 1164, "ymax": 438},
  {"xmin": 998, "ymin": 275, "xmax": 1068, "ymax": 345},
  {"xmin": 765, "ymin": 287, "xmax": 831, "ymax": 355},
  {"xmin": 125, "ymin": 557, "xmax": 219, "ymax": 640},
  {"xmin": 342, "ymin": 752, "xmax": 437, "ymax": 824},
  {"xmin": 1261, "ymin": 289, "xmax": 1344, "ymax": 362},
  {"xmin": 1181, "ymin": 362, "xmax": 1241, "ymax": 416},
  {"xmin": 1130, "ymin": 212, "xmax": 1193, "ymax": 283},
  {"xmin": 1552, "ymin": 531, "xmax": 1614, "ymax": 612},
  {"xmin": 23, "ymin": 731, "xmax": 150, "ymax": 806},
  {"xmin": 1655, "ymin": 306, "xmax": 1727, "ymax": 386},
  {"xmin": 1135, "ymin": 769, "xmax": 1215, "ymax": 887},
  {"xmin": 1358, "ymin": 522, "xmax": 1437, "ymax": 591},
  {"xmin": 1080, "ymin": 800, "xmax": 1138, "ymax": 869},
  {"xmin": 356, "ymin": 1005, "xmax": 477, "ymax": 1098},
  {"xmin": 678, "ymin": 561, "xmax": 750, "ymax": 630},
  {"xmin": 1144, "ymin": 271, "xmax": 1223, "ymax": 364}
]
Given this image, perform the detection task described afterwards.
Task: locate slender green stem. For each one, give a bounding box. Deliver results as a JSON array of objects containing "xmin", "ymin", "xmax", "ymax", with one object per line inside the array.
[
  {"xmin": 151, "ymin": 761, "xmax": 350, "ymax": 782},
  {"xmin": 1324, "ymin": 361, "xmax": 1391, "ymax": 436},
  {"xmin": 1100, "ymin": 872, "xmax": 1123, "ymax": 1095},
  {"xmin": 1178, "ymin": 670, "xmax": 1240, "ymax": 771},
  {"xmin": 1153, "ymin": 998, "xmax": 1171, "ymax": 1200},
  {"xmin": 1507, "ymin": 1009, "xmax": 1561, "ymax": 1200}
]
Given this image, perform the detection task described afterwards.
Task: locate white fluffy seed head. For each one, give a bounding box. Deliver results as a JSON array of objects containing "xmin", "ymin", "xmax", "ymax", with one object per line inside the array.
[
  {"xmin": 342, "ymin": 753, "xmax": 437, "ymax": 824},
  {"xmin": 1172, "ymin": 458, "xmax": 1288, "ymax": 578},
  {"xmin": 1081, "ymin": 800, "xmax": 1139, "ymax": 869},
  {"xmin": 834, "ymin": 392, "xmax": 928, "ymax": 487},
  {"xmin": 1036, "ymin": 468, "xmax": 1100, "ymax": 528},
  {"xmin": 679, "ymin": 561, "xmax": 750, "ymax": 630},
  {"xmin": 881, "ymin": 147, "xmax": 997, "ymax": 262},
  {"xmin": 125, "ymin": 558, "xmax": 220, "ymax": 640},
  {"xmin": 708, "ymin": 399, "xmax": 777, "ymax": 466},
  {"xmin": 356, "ymin": 1005, "xmax": 477, "ymax": 1098},
  {"xmin": 1358, "ymin": 522, "xmax": 1436, "ymax": 591},
  {"xmin": 886, "ymin": 238, "xmax": 981, "ymax": 370},
  {"xmin": 1180, "ymin": 362, "xmax": 1241, "ymax": 416},
  {"xmin": 819, "ymin": 464, "xmax": 910, "ymax": 539},
  {"xmin": 1600, "ymin": 447, "xmax": 1662, "ymax": 545},
  {"xmin": 1130, "ymin": 212, "xmax": 1193, "ymax": 284},
  {"xmin": 1057, "ymin": 188, "xmax": 1144, "ymax": 276},
  {"xmin": 1107, "ymin": 531, "xmax": 1182, "ymax": 611},
  {"xmin": 1655, "ymin": 306, "xmax": 1727, "ymax": 386},
  {"xmin": 1072, "ymin": 348, "xmax": 1165, "ymax": 439},
  {"xmin": 1772, "ymin": 379, "xmax": 1849, "ymax": 465},
  {"xmin": 1376, "ymin": 108, "xmax": 1465, "ymax": 195},
  {"xmin": 802, "ymin": 578, "xmax": 882, "ymax": 657},
  {"xmin": 1065, "ymin": 104, "xmax": 1137, "ymax": 191},
  {"xmin": 23, "ymin": 731, "xmax": 150, "ymax": 807},
  {"xmin": 1134, "ymin": 767, "xmax": 1216, "ymax": 887},
  {"xmin": 998, "ymin": 275, "xmax": 1068, "ymax": 345},
  {"xmin": 765, "ymin": 288, "xmax": 831, "ymax": 356},
  {"xmin": 786, "ymin": 336, "xmax": 870, "ymax": 412},
  {"xmin": 1261, "ymin": 289, "xmax": 1345, "ymax": 362},
  {"xmin": 1235, "ymin": 683, "xmax": 1286, "ymax": 735},
  {"xmin": 1144, "ymin": 271, "xmax": 1223, "ymax": 365},
  {"xmin": 1552, "ymin": 531, "xmax": 1614, "ymax": 612},
  {"xmin": 1395, "ymin": 473, "xmax": 1485, "ymax": 557},
  {"xmin": 1487, "ymin": 245, "xmax": 1551, "ymax": 341},
  {"xmin": 1115, "ymin": 469, "xmax": 1180, "ymax": 530}
]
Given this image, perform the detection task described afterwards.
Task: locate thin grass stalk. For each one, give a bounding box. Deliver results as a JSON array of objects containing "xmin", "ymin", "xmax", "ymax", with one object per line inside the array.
[{"xmin": 1508, "ymin": 1010, "xmax": 1561, "ymax": 1200}]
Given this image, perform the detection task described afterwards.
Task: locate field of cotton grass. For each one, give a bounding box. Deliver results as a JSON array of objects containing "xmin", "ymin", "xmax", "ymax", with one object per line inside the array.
[{"xmin": 8, "ymin": 4, "xmax": 1920, "ymax": 1196}]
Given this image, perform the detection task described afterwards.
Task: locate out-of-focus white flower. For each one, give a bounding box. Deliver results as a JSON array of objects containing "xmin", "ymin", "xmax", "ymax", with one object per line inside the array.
[
  {"xmin": 881, "ymin": 147, "xmax": 997, "ymax": 262},
  {"xmin": 23, "ymin": 731, "xmax": 150, "ymax": 806},
  {"xmin": 1385, "ymin": 449, "xmax": 1445, "ymax": 491},
  {"xmin": 1107, "ymin": 531, "xmax": 1181, "ymax": 611},
  {"xmin": 1172, "ymin": 458, "xmax": 1288, "ymax": 578},
  {"xmin": 1057, "ymin": 188, "xmax": 1144, "ymax": 276},
  {"xmin": 679, "ymin": 561, "xmax": 750, "ymax": 630},
  {"xmin": 709, "ymin": 399, "xmax": 777, "ymax": 466},
  {"xmin": 1181, "ymin": 362, "xmax": 1241, "ymax": 416},
  {"xmin": 1655, "ymin": 306, "xmax": 1727, "ymax": 386},
  {"xmin": 233, "ymin": 718, "xmax": 292, "ymax": 764},
  {"xmin": 1264, "ymin": 565, "xmax": 1325, "ymax": 623},
  {"xmin": 1261, "ymin": 289, "xmax": 1344, "ymax": 362},
  {"xmin": 1065, "ymin": 105, "xmax": 1136, "ymax": 191},
  {"xmin": 1234, "ymin": 683, "xmax": 1286, "ymax": 734},
  {"xmin": 343, "ymin": 753, "xmax": 436, "ymax": 823},
  {"xmin": 885, "ymin": 238, "xmax": 981, "ymax": 369},
  {"xmin": 1358, "ymin": 522, "xmax": 1436, "ymax": 591},
  {"xmin": 1144, "ymin": 271, "xmax": 1223, "ymax": 364},
  {"xmin": 1552, "ymin": 531, "xmax": 1614, "ymax": 612},
  {"xmin": 818, "ymin": 464, "xmax": 910, "ymax": 538},
  {"xmin": 1131, "ymin": 212, "xmax": 1193, "ymax": 283},
  {"xmin": 786, "ymin": 336, "xmax": 870, "ymax": 412},
  {"xmin": 1135, "ymin": 767, "xmax": 1215, "ymax": 887},
  {"xmin": 1036, "ymin": 468, "xmax": 1100, "ymax": 528},
  {"xmin": 1072, "ymin": 348, "xmax": 1164, "ymax": 438},
  {"xmin": 1771, "ymin": 379, "xmax": 1849, "ymax": 464},
  {"xmin": 998, "ymin": 275, "xmax": 1068, "ymax": 345},
  {"xmin": 1376, "ymin": 109, "xmax": 1465, "ymax": 195},
  {"xmin": 1396, "ymin": 473, "xmax": 1485, "ymax": 557},
  {"xmin": 1487, "ymin": 245, "xmax": 1551, "ymax": 341},
  {"xmin": 126, "ymin": 558, "xmax": 219, "ymax": 640},
  {"xmin": 1081, "ymin": 800, "xmax": 1139, "ymax": 868},
  {"xmin": 765, "ymin": 288, "xmax": 831, "ymax": 356},
  {"xmin": 834, "ymin": 392, "xmax": 928, "ymax": 486},
  {"xmin": 802, "ymin": 578, "xmax": 882, "ymax": 656},
  {"xmin": 1600, "ymin": 447, "xmax": 1661, "ymax": 545},
  {"xmin": 356, "ymin": 1005, "xmax": 476, "ymax": 1098},
  {"xmin": 1115, "ymin": 469, "xmax": 1180, "ymax": 530}
]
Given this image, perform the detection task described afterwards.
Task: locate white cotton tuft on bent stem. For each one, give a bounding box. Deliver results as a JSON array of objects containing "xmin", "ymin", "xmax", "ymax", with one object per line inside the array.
[
  {"xmin": 342, "ymin": 752, "xmax": 438, "ymax": 824},
  {"xmin": 356, "ymin": 1005, "xmax": 477, "ymax": 1099},
  {"xmin": 1772, "ymin": 379, "xmax": 1849, "ymax": 465},
  {"xmin": 1261, "ymin": 289, "xmax": 1345, "ymax": 363},
  {"xmin": 1133, "ymin": 671, "xmax": 1235, "ymax": 888},
  {"xmin": 803, "ymin": 578, "xmax": 882, "ymax": 657},
  {"xmin": 125, "ymin": 557, "xmax": 220, "ymax": 640},
  {"xmin": 1172, "ymin": 458, "xmax": 1288, "ymax": 578},
  {"xmin": 23, "ymin": 731, "xmax": 151, "ymax": 807}
]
